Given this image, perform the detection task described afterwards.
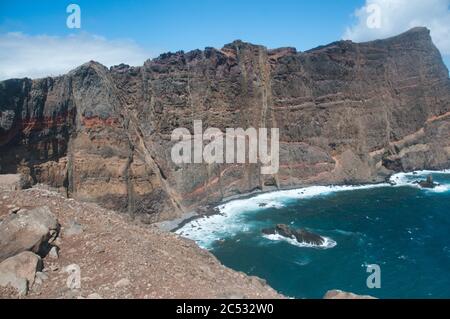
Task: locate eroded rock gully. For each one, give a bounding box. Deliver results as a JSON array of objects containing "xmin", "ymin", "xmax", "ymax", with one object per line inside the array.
[{"xmin": 1, "ymin": 27, "xmax": 449, "ymax": 223}]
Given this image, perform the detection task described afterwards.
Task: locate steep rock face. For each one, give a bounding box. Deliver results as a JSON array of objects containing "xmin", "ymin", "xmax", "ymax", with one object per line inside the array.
[{"xmin": 0, "ymin": 27, "xmax": 449, "ymax": 222}]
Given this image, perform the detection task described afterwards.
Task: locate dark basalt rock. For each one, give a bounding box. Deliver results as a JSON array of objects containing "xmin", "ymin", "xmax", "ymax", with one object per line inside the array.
[
  {"xmin": 262, "ymin": 224, "xmax": 325, "ymax": 246},
  {"xmin": 417, "ymin": 175, "xmax": 439, "ymax": 189}
]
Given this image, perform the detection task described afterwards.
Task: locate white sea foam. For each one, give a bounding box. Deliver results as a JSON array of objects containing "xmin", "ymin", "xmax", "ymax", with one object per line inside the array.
[
  {"xmin": 389, "ymin": 170, "xmax": 450, "ymax": 192},
  {"xmin": 176, "ymin": 183, "xmax": 387, "ymax": 248},
  {"xmin": 262, "ymin": 233, "xmax": 337, "ymax": 249},
  {"xmin": 176, "ymin": 170, "xmax": 449, "ymax": 249}
]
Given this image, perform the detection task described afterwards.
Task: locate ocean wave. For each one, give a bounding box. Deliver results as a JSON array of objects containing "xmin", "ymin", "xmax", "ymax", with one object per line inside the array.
[
  {"xmin": 389, "ymin": 170, "xmax": 450, "ymax": 192},
  {"xmin": 175, "ymin": 183, "xmax": 387, "ymax": 248},
  {"xmin": 432, "ymin": 184, "xmax": 450, "ymax": 193},
  {"xmin": 262, "ymin": 233, "xmax": 337, "ymax": 249},
  {"xmin": 176, "ymin": 170, "xmax": 449, "ymax": 248}
]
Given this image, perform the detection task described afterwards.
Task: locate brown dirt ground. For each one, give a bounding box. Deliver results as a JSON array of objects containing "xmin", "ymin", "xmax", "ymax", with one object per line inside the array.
[{"xmin": 0, "ymin": 185, "xmax": 284, "ymax": 299}]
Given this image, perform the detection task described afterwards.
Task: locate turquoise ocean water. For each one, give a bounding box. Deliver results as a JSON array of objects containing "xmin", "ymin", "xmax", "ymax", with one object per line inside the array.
[{"xmin": 176, "ymin": 171, "xmax": 450, "ymax": 298}]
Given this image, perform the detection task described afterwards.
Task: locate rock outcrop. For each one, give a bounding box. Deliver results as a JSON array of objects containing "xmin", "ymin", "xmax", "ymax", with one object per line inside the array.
[
  {"xmin": 0, "ymin": 206, "xmax": 60, "ymax": 261},
  {"xmin": 0, "ymin": 174, "xmax": 25, "ymax": 191},
  {"xmin": 262, "ymin": 224, "xmax": 325, "ymax": 246},
  {"xmin": 324, "ymin": 289, "xmax": 376, "ymax": 299},
  {"xmin": 417, "ymin": 175, "xmax": 438, "ymax": 188},
  {"xmin": 0, "ymin": 27, "xmax": 449, "ymax": 222},
  {"xmin": 0, "ymin": 251, "xmax": 43, "ymax": 295}
]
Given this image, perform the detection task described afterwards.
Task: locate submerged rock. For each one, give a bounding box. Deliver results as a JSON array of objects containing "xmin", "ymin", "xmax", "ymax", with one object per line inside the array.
[{"xmin": 262, "ymin": 224, "xmax": 325, "ymax": 246}]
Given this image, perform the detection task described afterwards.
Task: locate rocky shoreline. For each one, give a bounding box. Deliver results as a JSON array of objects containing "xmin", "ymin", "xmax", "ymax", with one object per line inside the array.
[
  {"xmin": 0, "ymin": 176, "xmax": 378, "ymax": 299},
  {"xmin": 1, "ymin": 27, "xmax": 447, "ymax": 299},
  {"xmin": 159, "ymin": 167, "xmax": 449, "ymax": 235},
  {"xmin": 158, "ymin": 170, "xmax": 410, "ymax": 233},
  {"xmin": 1, "ymin": 27, "xmax": 449, "ymax": 225}
]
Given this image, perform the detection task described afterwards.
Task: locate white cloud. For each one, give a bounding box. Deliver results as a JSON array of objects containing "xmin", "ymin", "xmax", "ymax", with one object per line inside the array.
[
  {"xmin": 343, "ymin": 0, "xmax": 450, "ymax": 56},
  {"xmin": 0, "ymin": 32, "xmax": 152, "ymax": 80}
]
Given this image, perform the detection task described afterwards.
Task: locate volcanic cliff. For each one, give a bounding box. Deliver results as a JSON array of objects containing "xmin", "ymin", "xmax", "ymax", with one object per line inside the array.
[{"xmin": 1, "ymin": 27, "xmax": 449, "ymax": 223}]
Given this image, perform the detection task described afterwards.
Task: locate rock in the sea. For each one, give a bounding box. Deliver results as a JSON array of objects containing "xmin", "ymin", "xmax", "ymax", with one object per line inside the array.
[
  {"xmin": 0, "ymin": 206, "xmax": 60, "ymax": 262},
  {"xmin": 0, "ymin": 251, "xmax": 43, "ymax": 295},
  {"xmin": 418, "ymin": 175, "xmax": 438, "ymax": 189},
  {"xmin": 324, "ymin": 289, "xmax": 376, "ymax": 299},
  {"xmin": 262, "ymin": 224, "xmax": 325, "ymax": 246}
]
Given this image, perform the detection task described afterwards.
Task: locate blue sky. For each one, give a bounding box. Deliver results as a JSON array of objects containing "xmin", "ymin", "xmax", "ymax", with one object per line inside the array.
[
  {"xmin": 0, "ymin": 0, "xmax": 449, "ymax": 79},
  {"xmin": 0, "ymin": 0, "xmax": 364, "ymax": 52}
]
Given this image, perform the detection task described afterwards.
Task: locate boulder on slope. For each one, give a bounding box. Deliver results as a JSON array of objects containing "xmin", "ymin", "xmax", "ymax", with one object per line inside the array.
[
  {"xmin": 0, "ymin": 206, "xmax": 60, "ymax": 262},
  {"xmin": 0, "ymin": 251, "xmax": 43, "ymax": 296}
]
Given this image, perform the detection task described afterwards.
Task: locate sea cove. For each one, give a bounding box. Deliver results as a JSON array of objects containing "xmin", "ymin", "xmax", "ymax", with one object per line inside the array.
[{"xmin": 176, "ymin": 171, "xmax": 450, "ymax": 298}]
